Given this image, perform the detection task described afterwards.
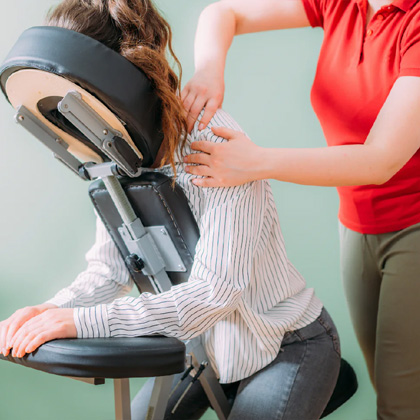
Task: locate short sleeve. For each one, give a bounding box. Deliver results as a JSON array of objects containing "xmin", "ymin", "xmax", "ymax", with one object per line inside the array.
[
  {"xmin": 301, "ymin": 0, "xmax": 325, "ymax": 28},
  {"xmin": 400, "ymin": 11, "xmax": 420, "ymax": 77}
]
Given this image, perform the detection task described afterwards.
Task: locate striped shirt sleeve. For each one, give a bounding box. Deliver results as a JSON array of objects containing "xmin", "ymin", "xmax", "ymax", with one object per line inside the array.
[
  {"xmin": 45, "ymin": 215, "xmax": 133, "ymax": 309},
  {"xmin": 74, "ymin": 130, "xmax": 266, "ymax": 340}
]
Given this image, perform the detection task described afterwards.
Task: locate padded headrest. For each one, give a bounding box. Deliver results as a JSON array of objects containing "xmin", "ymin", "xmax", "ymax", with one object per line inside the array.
[{"xmin": 0, "ymin": 26, "xmax": 163, "ymax": 167}]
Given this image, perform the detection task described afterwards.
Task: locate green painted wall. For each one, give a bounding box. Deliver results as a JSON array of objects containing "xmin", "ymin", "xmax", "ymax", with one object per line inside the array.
[{"xmin": 0, "ymin": 1, "xmax": 376, "ymax": 419}]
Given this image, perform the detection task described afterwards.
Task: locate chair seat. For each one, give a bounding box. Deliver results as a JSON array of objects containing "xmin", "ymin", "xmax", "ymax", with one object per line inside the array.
[
  {"xmin": 0, "ymin": 336, "xmax": 186, "ymax": 379},
  {"xmin": 321, "ymin": 358, "xmax": 358, "ymax": 418}
]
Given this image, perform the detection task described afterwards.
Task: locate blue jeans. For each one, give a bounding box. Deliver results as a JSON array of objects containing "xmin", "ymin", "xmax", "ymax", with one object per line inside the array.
[{"xmin": 131, "ymin": 308, "xmax": 341, "ymax": 420}]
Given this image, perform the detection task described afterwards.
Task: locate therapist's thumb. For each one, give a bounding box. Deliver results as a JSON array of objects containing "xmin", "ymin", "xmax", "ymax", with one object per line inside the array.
[{"xmin": 211, "ymin": 126, "xmax": 239, "ymax": 140}]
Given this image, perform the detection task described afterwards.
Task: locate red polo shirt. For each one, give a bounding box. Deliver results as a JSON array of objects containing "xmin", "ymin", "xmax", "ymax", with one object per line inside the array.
[{"xmin": 302, "ymin": 0, "xmax": 420, "ymax": 234}]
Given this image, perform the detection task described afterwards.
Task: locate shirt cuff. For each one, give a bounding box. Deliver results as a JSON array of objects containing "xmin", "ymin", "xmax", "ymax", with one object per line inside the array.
[{"xmin": 74, "ymin": 305, "xmax": 110, "ymax": 338}]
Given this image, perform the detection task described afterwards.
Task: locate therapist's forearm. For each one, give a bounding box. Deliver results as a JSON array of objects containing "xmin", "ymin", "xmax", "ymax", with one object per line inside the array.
[
  {"xmin": 194, "ymin": 3, "xmax": 236, "ymax": 76},
  {"xmin": 260, "ymin": 144, "xmax": 401, "ymax": 186},
  {"xmin": 194, "ymin": 0, "xmax": 310, "ymax": 74}
]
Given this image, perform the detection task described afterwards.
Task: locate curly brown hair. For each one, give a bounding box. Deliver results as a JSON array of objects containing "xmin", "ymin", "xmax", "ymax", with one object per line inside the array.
[{"xmin": 45, "ymin": 0, "xmax": 187, "ymax": 172}]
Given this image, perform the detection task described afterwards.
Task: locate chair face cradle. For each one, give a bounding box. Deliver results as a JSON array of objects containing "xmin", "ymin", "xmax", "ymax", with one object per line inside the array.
[
  {"xmin": 0, "ymin": 26, "xmax": 163, "ymax": 168},
  {"xmin": 0, "ymin": 26, "xmax": 357, "ymax": 420}
]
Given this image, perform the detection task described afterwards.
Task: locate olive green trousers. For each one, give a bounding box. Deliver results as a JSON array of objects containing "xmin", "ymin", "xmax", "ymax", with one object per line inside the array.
[{"xmin": 340, "ymin": 222, "xmax": 420, "ymax": 420}]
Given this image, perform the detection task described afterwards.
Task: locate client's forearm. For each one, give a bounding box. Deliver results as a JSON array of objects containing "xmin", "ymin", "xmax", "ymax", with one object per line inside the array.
[
  {"xmin": 74, "ymin": 279, "xmax": 242, "ymax": 339},
  {"xmin": 46, "ymin": 273, "xmax": 132, "ymax": 309}
]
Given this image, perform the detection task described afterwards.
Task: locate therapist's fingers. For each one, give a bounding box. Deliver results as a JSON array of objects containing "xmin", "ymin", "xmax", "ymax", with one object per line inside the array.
[
  {"xmin": 190, "ymin": 141, "xmax": 216, "ymax": 155},
  {"xmin": 183, "ymin": 90, "xmax": 203, "ymax": 133},
  {"xmin": 186, "ymin": 114, "xmax": 198, "ymax": 134},
  {"xmin": 182, "ymin": 70, "xmax": 225, "ymax": 131},
  {"xmin": 211, "ymin": 126, "xmax": 239, "ymax": 140},
  {"xmin": 185, "ymin": 165, "xmax": 212, "ymax": 179},
  {"xmin": 191, "ymin": 177, "xmax": 219, "ymax": 188},
  {"xmin": 187, "ymin": 97, "xmax": 208, "ymax": 133},
  {"xmin": 198, "ymin": 98, "xmax": 221, "ymax": 131},
  {"xmin": 184, "ymin": 152, "xmax": 211, "ymax": 167},
  {"xmin": 182, "ymin": 91, "xmax": 197, "ymax": 117}
]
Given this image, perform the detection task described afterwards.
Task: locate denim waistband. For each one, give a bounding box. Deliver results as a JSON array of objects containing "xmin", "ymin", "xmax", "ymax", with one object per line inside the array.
[{"xmin": 284, "ymin": 307, "xmax": 338, "ymax": 343}]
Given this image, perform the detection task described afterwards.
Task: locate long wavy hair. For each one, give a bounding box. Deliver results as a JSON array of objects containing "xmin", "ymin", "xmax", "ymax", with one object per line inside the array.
[{"xmin": 45, "ymin": 0, "xmax": 187, "ymax": 172}]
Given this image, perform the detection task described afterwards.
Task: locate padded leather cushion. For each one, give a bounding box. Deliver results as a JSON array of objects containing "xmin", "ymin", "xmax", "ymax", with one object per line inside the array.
[
  {"xmin": 0, "ymin": 337, "xmax": 185, "ymax": 378},
  {"xmin": 321, "ymin": 358, "xmax": 358, "ymax": 418},
  {"xmin": 0, "ymin": 26, "xmax": 163, "ymax": 167},
  {"xmin": 89, "ymin": 171, "xmax": 200, "ymax": 294}
]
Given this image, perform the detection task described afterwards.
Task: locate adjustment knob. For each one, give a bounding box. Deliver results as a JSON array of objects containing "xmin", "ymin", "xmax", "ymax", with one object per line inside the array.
[{"xmin": 126, "ymin": 254, "xmax": 145, "ymax": 272}]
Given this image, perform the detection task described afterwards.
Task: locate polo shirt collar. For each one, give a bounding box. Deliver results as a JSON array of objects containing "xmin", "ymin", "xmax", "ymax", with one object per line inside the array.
[
  {"xmin": 392, "ymin": 0, "xmax": 418, "ymax": 11},
  {"xmin": 355, "ymin": 0, "xmax": 418, "ymax": 12}
]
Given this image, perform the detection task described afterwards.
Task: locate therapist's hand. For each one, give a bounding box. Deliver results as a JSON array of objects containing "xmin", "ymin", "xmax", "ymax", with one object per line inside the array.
[
  {"xmin": 181, "ymin": 69, "xmax": 224, "ymax": 133},
  {"xmin": 0, "ymin": 303, "xmax": 58, "ymax": 357},
  {"xmin": 184, "ymin": 126, "xmax": 266, "ymax": 187},
  {"xmin": 7, "ymin": 308, "xmax": 76, "ymax": 358}
]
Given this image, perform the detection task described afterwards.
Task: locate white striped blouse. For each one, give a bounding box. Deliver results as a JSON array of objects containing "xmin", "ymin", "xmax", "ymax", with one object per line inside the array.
[{"xmin": 47, "ymin": 109, "xmax": 323, "ymax": 384}]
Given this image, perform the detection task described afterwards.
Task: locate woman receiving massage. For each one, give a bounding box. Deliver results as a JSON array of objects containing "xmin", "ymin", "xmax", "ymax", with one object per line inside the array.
[{"xmin": 0, "ymin": 1, "xmax": 341, "ymax": 419}]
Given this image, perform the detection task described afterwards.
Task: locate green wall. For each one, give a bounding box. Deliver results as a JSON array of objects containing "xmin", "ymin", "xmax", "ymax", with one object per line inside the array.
[{"xmin": 0, "ymin": 1, "xmax": 376, "ymax": 419}]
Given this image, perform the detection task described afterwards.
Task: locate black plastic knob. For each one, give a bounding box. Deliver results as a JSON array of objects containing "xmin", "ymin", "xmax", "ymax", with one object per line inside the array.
[{"xmin": 126, "ymin": 254, "xmax": 145, "ymax": 272}]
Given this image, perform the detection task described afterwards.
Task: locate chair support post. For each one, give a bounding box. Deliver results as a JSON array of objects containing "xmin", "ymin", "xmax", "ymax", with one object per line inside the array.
[
  {"xmin": 188, "ymin": 342, "xmax": 231, "ymax": 420},
  {"xmin": 146, "ymin": 375, "xmax": 174, "ymax": 420},
  {"xmin": 101, "ymin": 175, "xmax": 174, "ymax": 293},
  {"xmin": 102, "ymin": 175, "xmax": 137, "ymax": 225},
  {"xmin": 114, "ymin": 378, "xmax": 131, "ymax": 420}
]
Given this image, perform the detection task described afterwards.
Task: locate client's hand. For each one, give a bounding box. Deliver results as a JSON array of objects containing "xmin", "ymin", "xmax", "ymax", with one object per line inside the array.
[
  {"xmin": 8, "ymin": 308, "xmax": 76, "ymax": 358},
  {"xmin": 184, "ymin": 126, "xmax": 265, "ymax": 187},
  {"xmin": 0, "ymin": 303, "xmax": 57, "ymax": 357},
  {"xmin": 181, "ymin": 69, "xmax": 224, "ymax": 133}
]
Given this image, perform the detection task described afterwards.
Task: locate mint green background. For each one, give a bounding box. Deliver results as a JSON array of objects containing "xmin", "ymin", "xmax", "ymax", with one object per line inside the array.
[{"xmin": 0, "ymin": 1, "xmax": 376, "ymax": 419}]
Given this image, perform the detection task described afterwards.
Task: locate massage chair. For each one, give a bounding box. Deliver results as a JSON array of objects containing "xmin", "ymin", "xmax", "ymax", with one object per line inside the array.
[{"xmin": 0, "ymin": 26, "xmax": 358, "ymax": 420}]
